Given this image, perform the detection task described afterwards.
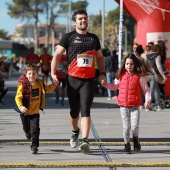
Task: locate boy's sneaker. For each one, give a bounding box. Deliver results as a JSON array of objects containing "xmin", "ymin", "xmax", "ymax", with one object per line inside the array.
[
  {"xmin": 70, "ymin": 128, "xmax": 79, "ymax": 148},
  {"xmin": 60, "ymin": 100, "xmax": 65, "ymax": 106},
  {"xmin": 31, "ymin": 146, "xmax": 38, "ymax": 154},
  {"xmin": 79, "ymin": 139, "xmax": 90, "ymax": 153},
  {"xmin": 25, "ymin": 132, "xmax": 31, "ymax": 140},
  {"xmin": 55, "ymin": 97, "xmax": 59, "ymax": 104}
]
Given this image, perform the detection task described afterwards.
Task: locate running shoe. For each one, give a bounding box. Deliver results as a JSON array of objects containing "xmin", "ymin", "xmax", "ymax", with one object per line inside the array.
[
  {"xmin": 60, "ymin": 100, "xmax": 65, "ymax": 106},
  {"xmin": 31, "ymin": 146, "xmax": 38, "ymax": 154},
  {"xmin": 79, "ymin": 140, "xmax": 90, "ymax": 153},
  {"xmin": 124, "ymin": 143, "xmax": 131, "ymax": 154},
  {"xmin": 70, "ymin": 129, "xmax": 79, "ymax": 148},
  {"xmin": 55, "ymin": 97, "xmax": 59, "ymax": 104}
]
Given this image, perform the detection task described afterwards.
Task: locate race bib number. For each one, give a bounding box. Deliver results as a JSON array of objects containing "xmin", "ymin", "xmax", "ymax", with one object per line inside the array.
[
  {"xmin": 57, "ymin": 64, "xmax": 63, "ymax": 70},
  {"xmin": 43, "ymin": 64, "xmax": 48, "ymax": 69},
  {"xmin": 77, "ymin": 54, "xmax": 93, "ymax": 67}
]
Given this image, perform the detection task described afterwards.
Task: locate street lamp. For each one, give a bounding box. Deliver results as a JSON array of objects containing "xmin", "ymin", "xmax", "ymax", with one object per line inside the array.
[{"xmin": 101, "ymin": 0, "xmax": 105, "ymax": 48}]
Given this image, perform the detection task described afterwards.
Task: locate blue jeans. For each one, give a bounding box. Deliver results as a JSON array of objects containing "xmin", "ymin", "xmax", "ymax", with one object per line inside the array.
[
  {"xmin": 106, "ymin": 72, "xmax": 112, "ymax": 97},
  {"xmin": 147, "ymin": 74, "xmax": 161, "ymax": 106}
]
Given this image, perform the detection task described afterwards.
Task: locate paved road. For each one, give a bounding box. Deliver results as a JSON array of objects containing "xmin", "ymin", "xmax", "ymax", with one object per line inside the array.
[{"xmin": 0, "ymin": 72, "xmax": 170, "ymax": 170}]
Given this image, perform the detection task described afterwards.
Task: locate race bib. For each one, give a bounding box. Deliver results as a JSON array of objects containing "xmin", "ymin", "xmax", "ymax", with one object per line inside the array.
[
  {"xmin": 43, "ymin": 64, "xmax": 48, "ymax": 69},
  {"xmin": 77, "ymin": 54, "xmax": 93, "ymax": 67},
  {"xmin": 57, "ymin": 64, "xmax": 63, "ymax": 70}
]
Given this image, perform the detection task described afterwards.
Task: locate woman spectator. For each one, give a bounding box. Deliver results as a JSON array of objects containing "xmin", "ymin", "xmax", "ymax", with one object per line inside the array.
[
  {"xmin": 146, "ymin": 45, "xmax": 167, "ymax": 111},
  {"xmin": 157, "ymin": 40, "xmax": 167, "ymax": 96}
]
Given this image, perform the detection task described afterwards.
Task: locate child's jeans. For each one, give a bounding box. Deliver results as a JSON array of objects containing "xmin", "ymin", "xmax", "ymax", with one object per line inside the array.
[{"xmin": 20, "ymin": 114, "xmax": 40, "ymax": 147}]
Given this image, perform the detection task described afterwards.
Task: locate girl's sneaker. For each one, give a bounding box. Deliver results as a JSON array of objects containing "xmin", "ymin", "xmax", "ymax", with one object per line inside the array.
[
  {"xmin": 133, "ymin": 136, "xmax": 141, "ymax": 151},
  {"xmin": 124, "ymin": 143, "xmax": 131, "ymax": 154}
]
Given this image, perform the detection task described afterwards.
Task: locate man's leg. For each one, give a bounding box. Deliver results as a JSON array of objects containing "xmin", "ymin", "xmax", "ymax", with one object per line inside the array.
[
  {"xmin": 81, "ymin": 116, "xmax": 91, "ymax": 139},
  {"xmin": 67, "ymin": 75, "xmax": 80, "ymax": 148}
]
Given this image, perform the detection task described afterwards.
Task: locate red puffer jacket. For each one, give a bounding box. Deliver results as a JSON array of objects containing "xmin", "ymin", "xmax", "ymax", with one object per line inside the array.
[{"xmin": 118, "ymin": 72, "xmax": 142, "ymax": 107}]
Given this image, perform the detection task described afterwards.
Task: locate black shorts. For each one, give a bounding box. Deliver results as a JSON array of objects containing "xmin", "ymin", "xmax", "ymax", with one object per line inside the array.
[
  {"xmin": 58, "ymin": 78, "xmax": 67, "ymax": 87},
  {"xmin": 67, "ymin": 75, "xmax": 95, "ymax": 118},
  {"xmin": 41, "ymin": 71, "xmax": 49, "ymax": 76}
]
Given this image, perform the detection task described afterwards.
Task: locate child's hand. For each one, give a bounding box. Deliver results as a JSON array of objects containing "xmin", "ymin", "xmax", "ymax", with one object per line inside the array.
[
  {"xmin": 20, "ymin": 107, "xmax": 28, "ymax": 114},
  {"xmin": 144, "ymin": 101, "xmax": 150, "ymax": 109},
  {"xmin": 101, "ymin": 80, "xmax": 107, "ymax": 86}
]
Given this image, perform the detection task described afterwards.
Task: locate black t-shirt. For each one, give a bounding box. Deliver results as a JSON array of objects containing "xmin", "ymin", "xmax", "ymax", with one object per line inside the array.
[{"xmin": 59, "ymin": 30, "xmax": 101, "ymax": 65}]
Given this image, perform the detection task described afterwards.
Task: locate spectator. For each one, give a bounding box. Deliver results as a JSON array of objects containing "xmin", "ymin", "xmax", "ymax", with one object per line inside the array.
[
  {"xmin": 146, "ymin": 45, "xmax": 167, "ymax": 111},
  {"xmin": 157, "ymin": 40, "xmax": 167, "ymax": 96},
  {"xmin": 0, "ymin": 61, "xmax": 12, "ymax": 105}
]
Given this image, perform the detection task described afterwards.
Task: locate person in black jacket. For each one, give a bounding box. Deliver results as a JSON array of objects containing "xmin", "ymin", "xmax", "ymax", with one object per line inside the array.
[{"xmin": 104, "ymin": 49, "xmax": 118, "ymax": 100}]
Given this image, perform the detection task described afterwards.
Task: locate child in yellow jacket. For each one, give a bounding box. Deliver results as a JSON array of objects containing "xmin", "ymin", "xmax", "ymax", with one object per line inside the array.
[{"xmin": 15, "ymin": 64, "xmax": 56, "ymax": 154}]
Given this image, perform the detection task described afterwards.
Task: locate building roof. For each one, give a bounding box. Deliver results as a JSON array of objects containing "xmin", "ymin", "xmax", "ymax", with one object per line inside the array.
[{"xmin": 38, "ymin": 36, "xmax": 60, "ymax": 45}]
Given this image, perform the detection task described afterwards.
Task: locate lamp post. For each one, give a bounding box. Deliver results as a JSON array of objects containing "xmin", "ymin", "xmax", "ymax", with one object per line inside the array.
[{"xmin": 101, "ymin": 0, "xmax": 105, "ymax": 48}]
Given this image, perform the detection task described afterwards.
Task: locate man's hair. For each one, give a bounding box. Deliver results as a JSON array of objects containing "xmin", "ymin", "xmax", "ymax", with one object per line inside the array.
[
  {"xmin": 72, "ymin": 10, "xmax": 87, "ymax": 21},
  {"xmin": 25, "ymin": 64, "xmax": 38, "ymax": 73}
]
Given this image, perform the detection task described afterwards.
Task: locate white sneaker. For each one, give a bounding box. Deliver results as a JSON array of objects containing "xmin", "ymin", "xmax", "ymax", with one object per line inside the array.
[
  {"xmin": 70, "ymin": 129, "xmax": 79, "ymax": 148},
  {"xmin": 157, "ymin": 106, "xmax": 161, "ymax": 111},
  {"xmin": 107, "ymin": 97, "xmax": 111, "ymax": 100}
]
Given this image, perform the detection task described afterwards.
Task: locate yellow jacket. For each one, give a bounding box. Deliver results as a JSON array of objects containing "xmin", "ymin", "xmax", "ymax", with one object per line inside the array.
[{"xmin": 15, "ymin": 78, "xmax": 55, "ymax": 114}]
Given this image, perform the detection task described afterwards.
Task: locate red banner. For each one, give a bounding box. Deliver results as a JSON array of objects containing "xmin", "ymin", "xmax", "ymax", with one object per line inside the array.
[{"xmin": 116, "ymin": 0, "xmax": 170, "ymax": 96}]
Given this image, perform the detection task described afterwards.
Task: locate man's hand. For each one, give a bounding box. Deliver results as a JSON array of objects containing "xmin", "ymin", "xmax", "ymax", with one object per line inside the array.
[{"xmin": 51, "ymin": 74, "xmax": 59, "ymax": 86}]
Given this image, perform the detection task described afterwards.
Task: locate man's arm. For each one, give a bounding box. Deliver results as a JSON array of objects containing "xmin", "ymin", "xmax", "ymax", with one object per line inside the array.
[{"xmin": 51, "ymin": 45, "xmax": 66, "ymax": 81}]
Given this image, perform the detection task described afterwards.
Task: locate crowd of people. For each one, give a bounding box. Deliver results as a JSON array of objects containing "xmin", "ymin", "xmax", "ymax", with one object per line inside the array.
[{"xmin": 0, "ymin": 9, "xmax": 169, "ymax": 155}]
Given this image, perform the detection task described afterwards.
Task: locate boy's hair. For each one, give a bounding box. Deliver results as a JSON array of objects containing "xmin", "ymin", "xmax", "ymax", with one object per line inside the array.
[
  {"xmin": 25, "ymin": 64, "xmax": 38, "ymax": 73},
  {"xmin": 116, "ymin": 53, "xmax": 151, "ymax": 79},
  {"xmin": 72, "ymin": 10, "xmax": 87, "ymax": 21}
]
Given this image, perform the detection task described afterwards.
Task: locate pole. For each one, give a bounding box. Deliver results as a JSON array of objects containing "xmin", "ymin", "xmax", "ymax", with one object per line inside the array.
[
  {"xmin": 101, "ymin": 0, "xmax": 105, "ymax": 48},
  {"xmin": 125, "ymin": 27, "xmax": 127, "ymax": 52},
  {"xmin": 69, "ymin": 1, "xmax": 71, "ymax": 32},
  {"xmin": 118, "ymin": 0, "xmax": 123, "ymax": 68},
  {"xmin": 52, "ymin": 29, "xmax": 55, "ymax": 55}
]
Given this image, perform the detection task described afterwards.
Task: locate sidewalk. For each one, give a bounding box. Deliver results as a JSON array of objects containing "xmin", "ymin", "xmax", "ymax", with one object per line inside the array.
[{"xmin": 0, "ymin": 72, "xmax": 170, "ymax": 170}]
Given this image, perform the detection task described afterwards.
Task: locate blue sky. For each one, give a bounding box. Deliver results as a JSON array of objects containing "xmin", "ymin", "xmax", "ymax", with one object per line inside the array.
[{"xmin": 0, "ymin": 0, "xmax": 118, "ymax": 35}]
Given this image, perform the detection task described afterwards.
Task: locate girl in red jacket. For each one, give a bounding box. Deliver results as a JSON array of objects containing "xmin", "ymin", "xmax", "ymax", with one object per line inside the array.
[{"xmin": 102, "ymin": 53, "xmax": 151, "ymax": 154}]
